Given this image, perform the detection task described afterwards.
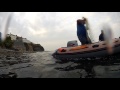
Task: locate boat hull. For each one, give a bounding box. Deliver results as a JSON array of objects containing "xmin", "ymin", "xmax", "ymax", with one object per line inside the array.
[{"xmin": 52, "ymin": 39, "xmax": 120, "ymax": 61}]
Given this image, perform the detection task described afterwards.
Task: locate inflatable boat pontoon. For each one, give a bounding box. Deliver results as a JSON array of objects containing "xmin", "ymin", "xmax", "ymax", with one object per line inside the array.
[{"xmin": 52, "ymin": 38, "xmax": 120, "ymax": 61}]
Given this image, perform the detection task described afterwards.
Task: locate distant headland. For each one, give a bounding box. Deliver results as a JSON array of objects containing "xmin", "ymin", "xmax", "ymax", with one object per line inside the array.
[{"xmin": 0, "ymin": 32, "xmax": 44, "ymax": 53}]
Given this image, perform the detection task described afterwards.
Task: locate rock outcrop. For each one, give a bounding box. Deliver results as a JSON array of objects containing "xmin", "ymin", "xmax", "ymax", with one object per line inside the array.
[
  {"xmin": 0, "ymin": 72, "xmax": 17, "ymax": 78},
  {"xmin": 13, "ymin": 37, "xmax": 26, "ymax": 52},
  {"xmin": 24, "ymin": 43, "xmax": 33, "ymax": 52},
  {"xmin": 31, "ymin": 44, "xmax": 44, "ymax": 51}
]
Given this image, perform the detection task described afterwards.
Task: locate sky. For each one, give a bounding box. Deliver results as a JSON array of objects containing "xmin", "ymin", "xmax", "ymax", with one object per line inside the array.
[{"xmin": 0, "ymin": 12, "xmax": 120, "ymax": 51}]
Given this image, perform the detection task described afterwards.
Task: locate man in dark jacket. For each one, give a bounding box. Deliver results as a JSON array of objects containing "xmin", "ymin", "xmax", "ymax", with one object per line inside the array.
[
  {"xmin": 77, "ymin": 17, "xmax": 92, "ymax": 45},
  {"xmin": 99, "ymin": 30, "xmax": 105, "ymax": 41}
]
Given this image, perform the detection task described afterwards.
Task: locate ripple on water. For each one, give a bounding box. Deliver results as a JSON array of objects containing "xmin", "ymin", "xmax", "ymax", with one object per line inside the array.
[{"xmin": 1, "ymin": 51, "xmax": 120, "ymax": 78}]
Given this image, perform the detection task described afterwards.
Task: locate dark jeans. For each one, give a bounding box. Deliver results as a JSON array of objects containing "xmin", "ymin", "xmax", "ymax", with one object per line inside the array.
[{"xmin": 78, "ymin": 35, "xmax": 91, "ymax": 45}]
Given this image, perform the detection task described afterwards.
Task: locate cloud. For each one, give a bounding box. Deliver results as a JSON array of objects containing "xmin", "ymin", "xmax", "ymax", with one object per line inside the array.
[{"xmin": 28, "ymin": 26, "xmax": 47, "ymax": 36}]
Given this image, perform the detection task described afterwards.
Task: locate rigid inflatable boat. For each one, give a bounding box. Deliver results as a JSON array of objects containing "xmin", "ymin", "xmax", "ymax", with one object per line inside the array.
[{"xmin": 52, "ymin": 38, "xmax": 120, "ymax": 61}]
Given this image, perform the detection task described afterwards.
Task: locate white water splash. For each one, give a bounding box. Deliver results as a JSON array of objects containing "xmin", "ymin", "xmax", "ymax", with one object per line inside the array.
[
  {"xmin": 0, "ymin": 13, "xmax": 13, "ymax": 41},
  {"xmin": 102, "ymin": 23, "xmax": 114, "ymax": 54}
]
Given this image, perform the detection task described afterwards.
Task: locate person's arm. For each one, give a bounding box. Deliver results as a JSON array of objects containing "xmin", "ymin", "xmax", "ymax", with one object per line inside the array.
[
  {"xmin": 83, "ymin": 17, "xmax": 89, "ymax": 30},
  {"xmin": 85, "ymin": 21, "xmax": 89, "ymax": 30}
]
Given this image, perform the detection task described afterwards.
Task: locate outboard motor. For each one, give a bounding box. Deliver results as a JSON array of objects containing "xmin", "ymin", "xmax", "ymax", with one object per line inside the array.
[{"xmin": 67, "ymin": 40, "xmax": 78, "ymax": 47}]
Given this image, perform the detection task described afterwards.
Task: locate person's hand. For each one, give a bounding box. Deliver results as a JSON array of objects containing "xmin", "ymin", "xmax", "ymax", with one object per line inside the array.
[{"xmin": 82, "ymin": 17, "xmax": 87, "ymax": 21}]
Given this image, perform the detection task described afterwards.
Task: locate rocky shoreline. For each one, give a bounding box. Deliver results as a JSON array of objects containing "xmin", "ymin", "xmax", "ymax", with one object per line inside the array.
[
  {"xmin": 0, "ymin": 48, "xmax": 39, "ymax": 56},
  {"xmin": 0, "ymin": 48, "xmax": 36, "ymax": 68},
  {"xmin": 0, "ymin": 52, "xmax": 33, "ymax": 78},
  {"xmin": 0, "ymin": 49, "xmax": 23, "ymax": 56}
]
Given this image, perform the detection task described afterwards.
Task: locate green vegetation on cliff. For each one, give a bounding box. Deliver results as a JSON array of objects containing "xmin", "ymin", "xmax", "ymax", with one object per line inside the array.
[
  {"xmin": 3, "ymin": 36, "xmax": 13, "ymax": 49},
  {"xmin": 0, "ymin": 36, "xmax": 13, "ymax": 49}
]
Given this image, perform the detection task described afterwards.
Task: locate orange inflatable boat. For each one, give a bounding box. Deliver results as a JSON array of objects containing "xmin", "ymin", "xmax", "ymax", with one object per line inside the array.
[{"xmin": 52, "ymin": 38, "xmax": 120, "ymax": 61}]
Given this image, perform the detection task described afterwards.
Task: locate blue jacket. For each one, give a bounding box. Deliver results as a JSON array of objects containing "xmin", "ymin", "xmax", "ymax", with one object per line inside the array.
[{"xmin": 77, "ymin": 23, "xmax": 87, "ymax": 37}]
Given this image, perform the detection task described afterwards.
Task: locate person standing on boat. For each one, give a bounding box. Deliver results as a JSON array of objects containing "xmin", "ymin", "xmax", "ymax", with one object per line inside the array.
[
  {"xmin": 77, "ymin": 17, "xmax": 92, "ymax": 45},
  {"xmin": 99, "ymin": 30, "xmax": 105, "ymax": 41}
]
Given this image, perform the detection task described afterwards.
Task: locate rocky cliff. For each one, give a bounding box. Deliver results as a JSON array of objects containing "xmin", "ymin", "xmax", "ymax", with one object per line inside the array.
[
  {"xmin": 0, "ymin": 35, "xmax": 45, "ymax": 52},
  {"xmin": 24, "ymin": 43, "xmax": 33, "ymax": 52},
  {"xmin": 31, "ymin": 43, "xmax": 44, "ymax": 51}
]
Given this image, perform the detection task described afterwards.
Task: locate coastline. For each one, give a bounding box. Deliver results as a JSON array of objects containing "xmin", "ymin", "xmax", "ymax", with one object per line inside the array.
[
  {"xmin": 0, "ymin": 48, "xmax": 45, "ymax": 56},
  {"xmin": 0, "ymin": 49, "xmax": 21, "ymax": 56},
  {"xmin": 0, "ymin": 48, "xmax": 37, "ymax": 57}
]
